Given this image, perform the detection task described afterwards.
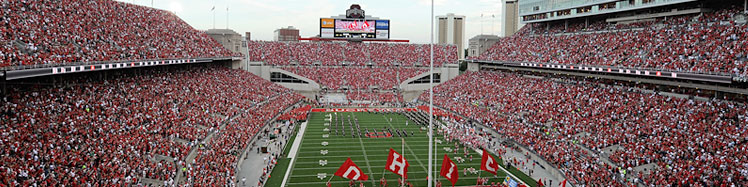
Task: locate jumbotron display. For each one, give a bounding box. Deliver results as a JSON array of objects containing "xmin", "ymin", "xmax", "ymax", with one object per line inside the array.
[{"xmin": 320, "ymin": 4, "xmax": 390, "ymax": 39}]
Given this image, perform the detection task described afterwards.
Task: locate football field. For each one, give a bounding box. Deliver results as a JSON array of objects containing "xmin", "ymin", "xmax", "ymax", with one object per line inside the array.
[{"xmin": 282, "ymin": 111, "xmax": 525, "ymax": 187}]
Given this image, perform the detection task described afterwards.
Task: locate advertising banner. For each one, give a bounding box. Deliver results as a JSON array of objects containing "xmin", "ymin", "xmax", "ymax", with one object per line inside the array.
[
  {"xmin": 321, "ymin": 28, "xmax": 335, "ymax": 38},
  {"xmin": 320, "ymin": 18, "xmax": 335, "ymax": 28},
  {"xmin": 375, "ymin": 20, "xmax": 389, "ymax": 30}
]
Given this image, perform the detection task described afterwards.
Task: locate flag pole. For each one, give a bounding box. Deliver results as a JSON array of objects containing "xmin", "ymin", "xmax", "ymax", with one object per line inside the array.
[
  {"xmin": 382, "ymin": 168, "xmax": 387, "ymax": 181},
  {"xmin": 478, "ymin": 169, "xmax": 482, "ymax": 185},
  {"xmin": 428, "ymin": 0, "xmax": 435, "ymax": 186},
  {"xmin": 434, "ymin": 136, "xmax": 438, "ymax": 182},
  {"xmin": 402, "ymin": 138, "xmax": 405, "ymax": 187}
]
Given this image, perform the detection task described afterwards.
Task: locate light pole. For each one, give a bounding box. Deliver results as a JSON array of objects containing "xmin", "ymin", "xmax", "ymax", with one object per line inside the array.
[{"xmin": 427, "ymin": 0, "xmax": 435, "ymax": 186}]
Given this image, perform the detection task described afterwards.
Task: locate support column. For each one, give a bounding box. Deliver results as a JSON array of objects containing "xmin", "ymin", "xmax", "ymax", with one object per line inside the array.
[
  {"xmin": 585, "ymin": 18, "xmax": 589, "ymax": 28},
  {"xmin": 1, "ymin": 80, "xmax": 6, "ymax": 97}
]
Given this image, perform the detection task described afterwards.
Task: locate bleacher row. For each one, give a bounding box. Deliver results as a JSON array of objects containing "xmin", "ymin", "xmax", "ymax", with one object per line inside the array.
[
  {"xmin": 421, "ymin": 71, "xmax": 748, "ymax": 186},
  {"xmin": 248, "ymin": 41, "xmax": 457, "ymax": 67},
  {"xmin": 472, "ymin": 6, "xmax": 748, "ymax": 76},
  {"xmin": 186, "ymin": 93, "xmax": 304, "ymax": 186},
  {"xmin": 0, "ymin": 66, "xmax": 304, "ymax": 186},
  {"xmin": 0, "ymin": 0, "xmax": 238, "ymax": 69}
]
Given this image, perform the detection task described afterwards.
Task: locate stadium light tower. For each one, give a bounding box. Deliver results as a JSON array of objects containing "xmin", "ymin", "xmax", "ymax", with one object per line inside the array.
[{"xmin": 427, "ymin": 0, "xmax": 434, "ymax": 186}]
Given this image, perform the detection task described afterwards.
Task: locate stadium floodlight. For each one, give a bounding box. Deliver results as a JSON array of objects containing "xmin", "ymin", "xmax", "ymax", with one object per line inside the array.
[{"xmin": 427, "ymin": 0, "xmax": 434, "ymax": 186}]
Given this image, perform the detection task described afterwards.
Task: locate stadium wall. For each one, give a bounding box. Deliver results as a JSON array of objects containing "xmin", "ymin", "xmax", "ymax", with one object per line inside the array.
[
  {"xmin": 400, "ymin": 64, "xmax": 460, "ymax": 101},
  {"xmin": 245, "ymin": 63, "xmax": 322, "ymax": 99}
]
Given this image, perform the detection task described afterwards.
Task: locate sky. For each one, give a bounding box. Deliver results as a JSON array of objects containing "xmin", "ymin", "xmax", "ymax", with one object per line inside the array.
[{"xmin": 118, "ymin": 0, "xmax": 507, "ymax": 46}]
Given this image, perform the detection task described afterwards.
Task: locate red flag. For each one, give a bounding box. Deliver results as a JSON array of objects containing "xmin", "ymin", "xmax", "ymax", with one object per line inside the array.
[
  {"xmin": 440, "ymin": 154, "xmax": 459, "ymax": 186},
  {"xmin": 385, "ymin": 148, "xmax": 410, "ymax": 178},
  {"xmin": 480, "ymin": 149, "xmax": 499, "ymax": 175},
  {"xmin": 559, "ymin": 179, "xmax": 567, "ymax": 187},
  {"xmin": 334, "ymin": 158, "xmax": 369, "ymax": 181}
]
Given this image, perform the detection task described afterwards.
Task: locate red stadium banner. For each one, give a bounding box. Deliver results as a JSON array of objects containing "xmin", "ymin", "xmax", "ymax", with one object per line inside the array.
[
  {"xmin": 311, "ymin": 108, "xmax": 417, "ymax": 112},
  {"xmin": 334, "ymin": 158, "xmax": 369, "ymax": 181},
  {"xmin": 440, "ymin": 154, "xmax": 459, "ymax": 186},
  {"xmin": 480, "ymin": 149, "xmax": 499, "ymax": 175},
  {"xmin": 385, "ymin": 148, "xmax": 409, "ymax": 178}
]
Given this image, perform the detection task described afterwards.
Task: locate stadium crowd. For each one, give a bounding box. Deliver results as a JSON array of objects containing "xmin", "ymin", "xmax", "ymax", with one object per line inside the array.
[
  {"xmin": 248, "ymin": 41, "xmax": 457, "ymax": 67},
  {"xmin": 185, "ymin": 93, "xmax": 303, "ymax": 186},
  {"xmin": 474, "ymin": 6, "xmax": 748, "ymax": 76},
  {"xmin": 0, "ymin": 0, "xmax": 237, "ymax": 68},
  {"xmin": 422, "ymin": 71, "xmax": 748, "ymax": 186},
  {"xmin": 0, "ymin": 66, "xmax": 296, "ymax": 186},
  {"xmin": 277, "ymin": 104, "xmax": 313, "ymax": 121},
  {"xmin": 283, "ymin": 66, "xmax": 427, "ymax": 90}
]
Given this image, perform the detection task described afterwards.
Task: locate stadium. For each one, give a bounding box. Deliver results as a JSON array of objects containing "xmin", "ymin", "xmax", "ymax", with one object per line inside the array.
[{"xmin": 0, "ymin": 0, "xmax": 747, "ymax": 187}]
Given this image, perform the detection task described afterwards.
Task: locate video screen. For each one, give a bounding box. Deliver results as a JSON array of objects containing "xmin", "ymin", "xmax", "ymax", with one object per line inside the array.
[{"xmin": 335, "ymin": 20, "xmax": 375, "ymax": 33}]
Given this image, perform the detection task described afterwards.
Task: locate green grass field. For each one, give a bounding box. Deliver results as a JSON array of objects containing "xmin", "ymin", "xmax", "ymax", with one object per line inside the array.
[{"xmin": 282, "ymin": 111, "xmax": 531, "ymax": 187}]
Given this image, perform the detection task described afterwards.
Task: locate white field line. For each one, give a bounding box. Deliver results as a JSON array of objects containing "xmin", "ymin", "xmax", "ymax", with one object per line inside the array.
[
  {"xmin": 350, "ymin": 112, "xmax": 378, "ymax": 186},
  {"xmin": 280, "ymin": 121, "xmax": 308, "ymax": 187},
  {"xmin": 476, "ymin": 148, "xmax": 529, "ymax": 187}
]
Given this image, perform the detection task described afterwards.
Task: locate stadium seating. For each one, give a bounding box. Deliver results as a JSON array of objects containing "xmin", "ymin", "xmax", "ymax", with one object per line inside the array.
[
  {"xmin": 186, "ymin": 93, "xmax": 303, "ymax": 186},
  {"xmin": 278, "ymin": 104, "xmax": 313, "ymax": 121},
  {"xmin": 282, "ymin": 66, "xmax": 427, "ymax": 90},
  {"xmin": 247, "ymin": 41, "xmax": 457, "ymax": 66},
  {"xmin": 0, "ymin": 0, "xmax": 237, "ymax": 69},
  {"xmin": 422, "ymin": 71, "xmax": 748, "ymax": 186},
  {"xmin": 0, "ymin": 66, "xmax": 298, "ymax": 186},
  {"xmin": 473, "ymin": 7, "xmax": 748, "ymax": 76}
]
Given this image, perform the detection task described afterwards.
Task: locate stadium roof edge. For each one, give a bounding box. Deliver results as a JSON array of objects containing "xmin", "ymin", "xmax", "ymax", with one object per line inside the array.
[
  {"xmin": 3, "ymin": 56, "xmax": 242, "ymax": 81},
  {"xmin": 521, "ymin": 0, "xmax": 698, "ymax": 24},
  {"xmin": 464, "ymin": 60, "xmax": 743, "ymax": 85}
]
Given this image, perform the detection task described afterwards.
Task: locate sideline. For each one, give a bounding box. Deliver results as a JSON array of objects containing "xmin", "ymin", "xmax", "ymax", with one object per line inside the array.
[
  {"xmin": 280, "ymin": 121, "xmax": 308, "ymax": 187},
  {"xmin": 476, "ymin": 148, "xmax": 529, "ymax": 187}
]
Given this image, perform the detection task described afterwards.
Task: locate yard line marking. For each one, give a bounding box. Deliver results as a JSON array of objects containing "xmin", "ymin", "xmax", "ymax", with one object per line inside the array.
[
  {"xmin": 287, "ymin": 171, "xmax": 507, "ymax": 177},
  {"xmin": 381, "ymin": 114, "xmax": 430, "ymax": 177},
  {"xmin": 349, "ymin": 112, "xmax": 377, "ymax": 187},
  {"xmin": 297, "ymin": 146, "xmax": 436, "ymax": 150},
  {"xmin": 294, "ymin": 161, "xmax": 484, "ymax": 167},
  {"xmin": 286, "ymin": 176, "xmax": 506, "ymax": 186}
]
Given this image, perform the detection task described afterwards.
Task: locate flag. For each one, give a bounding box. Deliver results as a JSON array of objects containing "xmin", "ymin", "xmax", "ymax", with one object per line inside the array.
[
  {"xmin": 440, "ymin": 154, "xmax": 458, "ymax": 186},
  {"xmin": 334, "ymin": 158, "xmax": 369, "ymax": 181},
  {"xmin": 385, "ymin": 148, "xmax": 409, "ymax": 178},
  {"xmin": 559, "ymin": 179, "xmax": 567, "ymax": 187},
  {"xmin": 480, "ymin": 149, "xmax": 499, "ymax": 175}
]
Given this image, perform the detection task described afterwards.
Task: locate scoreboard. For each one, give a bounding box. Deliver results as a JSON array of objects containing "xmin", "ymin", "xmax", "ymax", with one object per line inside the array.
[{"xmin": 320, "ymin": 18, "xmax": 390, "ymax": 39}]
